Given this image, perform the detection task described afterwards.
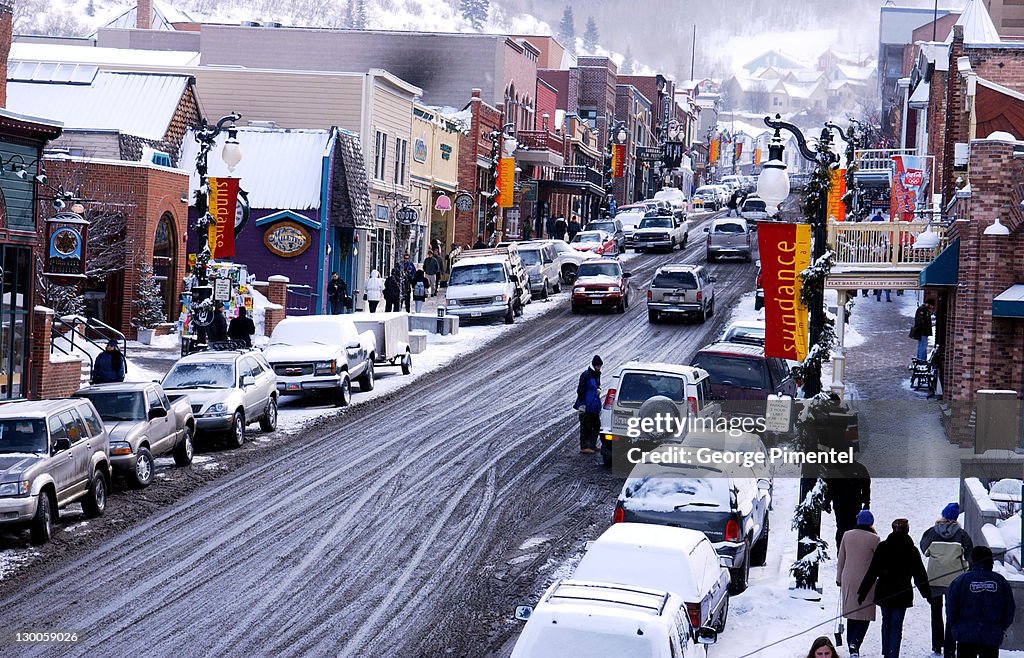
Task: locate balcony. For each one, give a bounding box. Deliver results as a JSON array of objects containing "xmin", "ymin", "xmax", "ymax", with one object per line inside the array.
[
  {"xmin": 537, "ymin": 165, "xmax": 606, "ymax": 196},
  {"xmin": 515, "ymin": 130, "xmax": 565, "ymax": 168},
  {"xmin": 853, "ymin": 148, "xmax": 919, "ymax": 188},
  {"xmin": 825, "ymin": 219, "xmax": 949, "ymax": 288}
]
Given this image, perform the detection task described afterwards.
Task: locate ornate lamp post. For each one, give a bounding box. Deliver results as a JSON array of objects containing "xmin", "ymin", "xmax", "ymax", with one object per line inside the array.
[{"xmin": 603, "ymin": 120, "xmax": 627, "ymax": 216}]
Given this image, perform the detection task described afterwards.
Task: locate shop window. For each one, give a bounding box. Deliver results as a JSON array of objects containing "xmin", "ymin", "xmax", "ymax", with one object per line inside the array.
[
  {"xmin": 0, "ymin": 245, "xmax": 32, "ymax": 399},
  {"xmin": 153, "ymin": 214, "xmax": 177, "ymax": 322}
]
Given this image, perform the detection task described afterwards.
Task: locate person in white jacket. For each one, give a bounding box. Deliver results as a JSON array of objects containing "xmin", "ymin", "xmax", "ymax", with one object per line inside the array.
[{"xmin": 364, "ymin": 269, "xmax": 384, "ymax": 312}]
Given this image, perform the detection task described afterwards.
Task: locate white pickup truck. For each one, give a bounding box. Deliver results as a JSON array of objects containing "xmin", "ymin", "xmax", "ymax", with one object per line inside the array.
[{"xmin": 632, "ymin": 211, "xmax": 690, "ymax": 252}]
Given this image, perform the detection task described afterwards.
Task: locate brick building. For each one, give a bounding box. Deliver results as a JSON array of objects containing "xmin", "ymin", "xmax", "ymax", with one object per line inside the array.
[
  {"xmin": 614, "ymin": 84, "xmax": 653, "ymax": 205},
  {"xmin": 454, "ymin": 89, "xmax": 503, "ymax": 249}
]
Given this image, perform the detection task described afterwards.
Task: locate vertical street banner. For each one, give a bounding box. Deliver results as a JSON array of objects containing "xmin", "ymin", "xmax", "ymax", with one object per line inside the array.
[
  {"xmin": 497, "ymin": 157, "xmax": 515, "ymax": 208},
  {"xmin": 611, "ymin": 144, "xmax": 626, "ymax": 178},
  {"xmin": 889, "ymin": 155, "xmax": 928, "ymax": 222},
  {"xmin": 758, "ymin": 222, "xmax": 811, "ymax": 361},
  {"xmin": 827, "ymin": 168, "xmax": 847, "ymax": 222},
  {"xmin": 754, "ymin": 147, "xmax": 762, "ymax": 166},
  {"xmin": 710, "ymin": 138, "xmax": 719, "ymax": 164},
  {"xmin": 734, "ymin": 142, "xmax": 743, "ymax": 160},
  {"xmin": 207, "ymin": 177, "xmax": 239, "ymax": 259}
]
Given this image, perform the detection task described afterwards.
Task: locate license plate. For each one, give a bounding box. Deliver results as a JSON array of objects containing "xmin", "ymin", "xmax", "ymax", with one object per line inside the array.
[
  {"xmin": 668, "ymin": 294, "xmax": 683, "ymax": 301},
  {"xmin": 591, "ymin": 299, "xmax": 602, "ymax": 305},
  {"xmin": 287, "ymin": 383, "xmax": 300, "ymax": 391},
  {"xmin": 471, "ymin": 311, "xmax": 482, "ymax": 317}
]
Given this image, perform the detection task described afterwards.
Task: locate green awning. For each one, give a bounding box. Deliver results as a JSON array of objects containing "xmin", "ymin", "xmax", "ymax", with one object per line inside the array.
[
  {"xmin": 919, "ymin": 238, "xmax": 960, "ymax": 287},
  {"xmin": 993, "ymin": 284, "xmax": 1024, "ymax": 318}
]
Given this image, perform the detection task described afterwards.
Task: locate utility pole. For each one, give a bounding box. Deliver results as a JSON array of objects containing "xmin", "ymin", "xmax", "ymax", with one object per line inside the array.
[{"xmin": 690, "ymin": 25, "xmax": 696, "ymax": 81}]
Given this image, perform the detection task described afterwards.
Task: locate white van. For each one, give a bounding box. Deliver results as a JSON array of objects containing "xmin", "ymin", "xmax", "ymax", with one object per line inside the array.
[
  {"xmin": 445, "ymin": 251, "xmax": 528, "ymax": 324},
  {"xmin": 654, "ymin": 187, "xmax": 688, "ymax": 218},
  {"xmin": 511, "ymin": 579, "xmax": 715, "ymax": 658}
]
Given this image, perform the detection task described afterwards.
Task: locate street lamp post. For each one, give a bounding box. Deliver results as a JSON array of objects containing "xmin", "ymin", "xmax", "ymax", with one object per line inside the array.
[{"xmin": 604, "ymin": 120, "xmax": 627, "ymax": 216}]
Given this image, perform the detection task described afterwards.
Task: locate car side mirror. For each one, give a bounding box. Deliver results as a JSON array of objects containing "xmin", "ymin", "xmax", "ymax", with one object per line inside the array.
[
  {"xmin": 514, "ymin": 605, "xmax": 533, "ymax": 621},
  {"xmin": 241, "ymin": 375, "xmax": 256, "ymax": 388},
  {"xmin": 347, "ymin": 341, "xmax": 361, "ymax": 350},
  {"xmin": 696, "ymin": 627, "xmax": 718, "ymax": 645},
  {"xmin": 709, "ymin": 276, "xmax": 716, "ymax": 282},
  {"xmin": 703, "ymin": 227, "xmax": 710, "ymax": 233},
  {"xmin": 148, "ymin": 406, "xmax": 168, "ymax": 420},
  {"xmin": 621, "ymin": 272, "xmax": 632, "ymax": 278},
  {"xmin": 544, "ymin": 258, "xmax": 553, "ymax": 264},
  {"xmin": 53, "ymin": 437, "xmax": 72, "ymax": 453}
]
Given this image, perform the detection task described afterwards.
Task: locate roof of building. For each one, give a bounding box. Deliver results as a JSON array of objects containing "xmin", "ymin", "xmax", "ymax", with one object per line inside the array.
[
  {"xmin": 788, "ymin": 69, "xmax": 826, "ymax": 84},
  {"xmin": 835, "ymin": 64, "xmax": 876, "ymax": 81},
  {"xmin": 332, "ymin": 129, "xmax": 374, "ymax": 229},
  {"xmin": 93, "ymin": 0, "xmax": 195, "ymax": 34},
  {"xmin": 742, "ymin": 49, "xmax": 808, "ymax": 72},
  {"xmin": 946, "ymin": 0, "xmax": 1001, "ymax": 45},
  {"xmin": 918, "ymin": 41, "xmax": 951, "ymax": 71},
  {"xmin": 6, "ymin": 70, "xmax": 191, "ymax": 141},
  {"xmin": 783, "ymin": 81, "xmax": 823, "ymax": 99},
  {"xmin": 180, "ymin": 127, "xmax": 334, "ymax": 211},
  {"xmin": 9, "ymin": 42, "xmax": 200, "ymax": 67}
]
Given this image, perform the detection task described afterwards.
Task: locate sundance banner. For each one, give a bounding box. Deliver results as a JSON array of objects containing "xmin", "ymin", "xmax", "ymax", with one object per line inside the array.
[
  {"xmin": 827, "ymin": 168, "xmax": 846, "ymax": 222},
  {"xmin": 611, "ymin": 143, "xmax": 626, "ymax": 178},
  {"xmin": 497, "ymin": 157, "xmax": 515, "ymax": 208},
  {"xmin": 758, "ymin": 222, "xmax": 811, "ymax": 361},
  {"xmin": 207, "ymin": 177, "xmax": 239, "ymax": 259}
]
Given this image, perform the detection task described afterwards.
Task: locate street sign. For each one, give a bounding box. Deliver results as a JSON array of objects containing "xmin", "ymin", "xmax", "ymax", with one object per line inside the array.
[
  {"xmin": 455, "ymin": 192, "xmax": 474, "ymax": 212},
  {"xmin": 395, "ymin": 206, "xmax": 420, "ymax": 225},
  {"xmin": 765, "ymin": 395, "xmax": 793, "ymax": 433},
  {"xmin": 636, "ymin": 146, "xmax": 664, "ymax": 162}
]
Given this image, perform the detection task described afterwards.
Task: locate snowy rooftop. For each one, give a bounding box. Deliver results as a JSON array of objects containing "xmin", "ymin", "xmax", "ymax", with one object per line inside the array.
[
  {"xmin": 835, "ymin": 63, "xmax": 876, "ymax": 81},
  {"xmin": 6, "ymin": 70, "xmax": 191, "ymax": 141},
  {"xmin": 93, "ymin": 0, "xmax": 195, "ymax": 34},
  {"xmin": 180, "ymin": 127, "xmax": 334, "ymax": 211},
  {"xmin": 9, "ymin": 42, "xmax": 200, "ymax": 68},
  {"xmin": 946, "ymin": 0, "xmax": 1001, "ymax": 45}
]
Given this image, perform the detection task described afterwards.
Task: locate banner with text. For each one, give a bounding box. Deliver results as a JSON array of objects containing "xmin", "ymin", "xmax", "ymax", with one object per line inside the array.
[
  {"xmin": 710, "ymin": 138, "xmax": 719, "ymax": 164},
  {"xmin": 611, "ymin": 144, "xmax": 626, "ymax": 178},
  {"xmin": 890, "ymin": 155, "xmax": 928, "ymax": 222},
  {"xmin": 758, "ymin": 222, "xmax": 811, "ymax": 361},
  {"xmin": 497, "ymin": 157, "xmax": 515, "ymax": 208},
  {"xmin": 827, "ymin": 168, "xmax": 847, "ymax": 222},
  {"xmin": 207, "ymin": 177, "xmax": 239, "ymax": 259}
]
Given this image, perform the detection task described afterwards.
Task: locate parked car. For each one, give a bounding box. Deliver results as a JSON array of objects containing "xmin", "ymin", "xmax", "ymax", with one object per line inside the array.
[
  {"xmin": 571, "ymin": 259, "xmax": 632, "ymax": 314},
  {"xmin": 740, "ymin": 195, "xmax": 769, "ymax": 222},
  {"xmin": 161, "ymin": 349, "xmax": 278, "ymax": 448},
  {"xmin": 680, "ymin": 428, "xmax": 774, "ymax": 486},
  {"xmin": 705, "ymin": 217, "xmax": 753, "ymax": 262},
  {"xmin": 73, "ymin": 382, "xmax": 195, "ymax": 488},
  {"xmin": 647, "ymin": 264, "xmax": 715, "ymax": 323},
  {"xmin": 614, "ymin": 450, "xmax": 772, "ymax": 594},
  {"xmin": 633, "ymin": 211, "xmax": 689, "ymax": 252},
  {"xmin": 584, "ymin": 218, "xmax": 626, "ymax": 254},
  {"xmin": 446, "ymin": 253, "xmax": 525, "ymax": 324},
  {"xmin": 614, "ymin": 209, "xmax": 647, "ymax": 250},
  {"xmin": 573, "ymin": 523, "xmax": 731, "ymax": 634},
  {"xmin": 720, "ymin": 175, "xmax": 744, "ymax": 192},
  {"xmin": 654, "ymin": 187, "xmax": 689, "ymax": 220},
  {"xmin": 517, "ymin": 242, "xmax": 561, "ymax": 299},
  {"xmin": 511, "ymin": 579, "xmax": 716, "ymax": 658},
  {"xmin": 264, "ymin": 316, "xmax": 375, "ymax": 406},
  {"xmin": 690, "ymin": 341, "xmax": 798, "ymax": 423},
  {"xmin": 693, "ymin": 185, "xmax": 721, "ymax": 211},
  {"xmin": 523, "ymin": 238, "xmax": 599, "ymax": 285},
  {"xmin": 754, "ymin": 260, "xmax": 764, "ymax": 310},
  {"xmin": 722, "ymin": 320, "xmax": 765, "ymax": 346},
  {"xmin": 0, "ymin": 399, "xmax": 111, "ymax": 544},
  {"xmin": 570, "ymin": 229, "xmax": 618, "ymax": 256},
  {"xmin": 599, "ymin": 361, "xmax": 719, "ymax": 467}
]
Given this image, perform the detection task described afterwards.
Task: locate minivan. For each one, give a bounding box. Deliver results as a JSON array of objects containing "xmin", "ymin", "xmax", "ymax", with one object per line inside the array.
[{"xmin": 689, "ymin": 341, "xmax": 797, "ymax": 421}]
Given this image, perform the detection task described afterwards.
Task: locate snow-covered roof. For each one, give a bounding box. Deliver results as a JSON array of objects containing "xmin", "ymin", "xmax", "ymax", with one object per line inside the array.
[
  {"xmin": 180, "ymin": 127, "xmax": 334, "ymax": 211},
  {"xmin": 909, "ymin": 80, "xmax": 931, "ymax": 107},
  {"xmin": 9, "ymin": 42, "xmax": 200, "ymax": 68},
  {"xmin": 788, "ymin": 69, "xmax": 825, "ymax": 84},
  {"xmin": 946, "ymin": 0, "xmax": 1001, "ymax": 45},
  {"xmin": 7, "ymin": 71, "xmax": 190, "ymax": 141},
  {"xmin": 94, "ymin": 0, "xmax": 195, "ymax": 34},
  {"xmin": 835, "ymin": 64, "xmax": 875, "ymax": 81},
  {"xmin": 918, "ymin": 42, "xmax": 951, "ymax": 72},
  {"xmin": 730, "ymin": 76, "xmax": 784, "ymax": 94},
  {"xmin": 783, "ymin": 82, "xmax": 823, "ymax": 99}
]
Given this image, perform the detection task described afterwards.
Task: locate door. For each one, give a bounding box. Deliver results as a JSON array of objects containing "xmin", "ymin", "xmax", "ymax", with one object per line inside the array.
[
  {"xmin": 146, "ymin": 388, "xmax": 175, "ymax": 453},
  {"xmin": 61, "ymin": 410, "xmax": 92, "ymax": 499},
  {"xmin": 47, "ymin": 415, "xmax": 77, "ymax": 503},
  {"xmin": 239, "ymin": 358, "xmax": 261, "ymax": 419},
  {"xmin": 252, "ymin": 358, "xmax": 275, "ymax": 408}
]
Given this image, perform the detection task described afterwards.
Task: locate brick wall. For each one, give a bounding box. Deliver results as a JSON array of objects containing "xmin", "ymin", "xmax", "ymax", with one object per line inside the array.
[
  {"xmin": 264, "ymin": 275, "xmax": 288, "ymax": 335},
  {"xmin": 536, "ymin": 79, "xmax": 558, "ymax": 131},
  {"xmin": 454, "ymin": 90, "xmax": 502, "ymax": 248},
  {"xmin": 942, "ymin": 26, "xmax": 966, "ymax": 207},
  {"xmin": 928, "ymin": 67, "xmax": 948, "ymax": 184},
  {"xmin": 28, "ymin": 307, "xmax": 83, "ymax": 401},
  {"xmin": 537, "ymin": 70, "xmax": 569, "ymax": 115},
  {"xmin": 0, "ymin": 4, "xmax": 11, "ymax": 109}
]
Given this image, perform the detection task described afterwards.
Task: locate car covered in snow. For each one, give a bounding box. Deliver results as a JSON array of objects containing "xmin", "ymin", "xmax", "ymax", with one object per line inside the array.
[
  {"xmin": 721, "ymin": 320, "xmax": 766, "ymax": 346},
  {"xmin": 73, "ymin": 382, "xmax": 195, "ymax": 488}
]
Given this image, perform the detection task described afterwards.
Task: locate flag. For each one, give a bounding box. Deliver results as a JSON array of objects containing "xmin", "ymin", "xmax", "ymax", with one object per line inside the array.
[{"xmin": 207, "ymin": 177, "xmax": 239, "ymax": 259}]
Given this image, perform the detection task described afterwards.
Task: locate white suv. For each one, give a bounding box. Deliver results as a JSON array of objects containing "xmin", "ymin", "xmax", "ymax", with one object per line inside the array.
[{"xmin": 530, "ymin": 238, "xmax": 598, "ymax": 284}]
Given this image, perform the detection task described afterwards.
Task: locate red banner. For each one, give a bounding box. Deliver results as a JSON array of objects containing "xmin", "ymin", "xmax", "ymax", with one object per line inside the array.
[
  {"xmin": 827, "ymin": 168, "xmax": 847, "ymax": 222},
  {"xmin": 497, "ymin": 157, "xmax": 515, "ymax": 208},
  {"xmin": 611, "ymin": 143, "xmax": 625, "ymax": 178},
  {"xmin": 734, "ymin": 142, "xmax": 743, "ymax": 160},
  {"xmin": 757, "ymin": 222, "xmax": 811, "ymax": 361},
  {"xmin": 207, "ymin": 177, "xmax": 239, "ymax": 259}
]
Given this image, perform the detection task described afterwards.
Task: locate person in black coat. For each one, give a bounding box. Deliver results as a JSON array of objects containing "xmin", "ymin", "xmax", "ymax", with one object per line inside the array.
[
  {"xmin": 227, "ymin": 307, "xmax": 256, "ymax": 347},
  {"xmin": 824, "ymin": 458, "xmax": 871, "ymax": 550},
  {"xmin": 326, "ymin": 272, "xmax": 347, "ymax": 315},
  {"xmin": 383, "ymin": 269, "xmax": 401, "ymax": 312},
  {"xmin": 207, "ymin": 303, "xmax": 228, "ymax": 342},
  {"xmin": 946, "ymin": 546, "xmax": 1016, "ymax": 658},
  {"xmin": 92, "ymin": 339, "xmax": 126, "ymax": 384},
  {"xmin": 858, "ymin": 518, "xmax": 930, "ymax": 658}
]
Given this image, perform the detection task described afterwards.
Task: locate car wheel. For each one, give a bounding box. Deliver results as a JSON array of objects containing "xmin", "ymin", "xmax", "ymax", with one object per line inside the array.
[
  {"xmin": 682, "ymin": 233, "xmax": 689, "ymax": 248},
  {"xmin": 648, "ymin": 309, "xmax": 658, "ymax": 323},
  {"xmin": 504, "ymin": 303, "xmax": 515, "ymax": 324},
  {"xmin": 698, "ymin": 303, "xmax": 708, "ymax": 324},
  {"xmin": 708, "ymin": 297, "xmax": 715, "ymax": 317},
  {"xmin": 229, "ymin": 410, "xmax": 246, "ymax": 448},
  {"xmin": 29, "ymin": 492, "xmax": 53, "ymax": 545},
  {"xmin": 401, "ymin": 352, "xmax": 412, "ymax": 375},
  {"xmin": 132, "ymin": 447, "xmax": 154, "ymax": 488},
  {"xmin": 670, "ymin": 238, "xmax": 676, "ymax": 252},
  {"xmin": 259, "ymin": 396, "xmax": 279, "ymax": 431},
  {"xmin": 540, "ymin": 280, "xmax": 549, "ymax": 301},
  {"xmin": 514, "ymin": 300, "xmax": 524, "ymax": 317},
  {"xmin": 173, "ymin": 425, "xmax": 194, "ymax": 467},
  {"xmin": 714, "ymin": 595, "xmax": 730, "ymax": 633},
  {"xmin": 617, "ymin": 300, "xmax": 626, "ymax": 314},
  {"xmin": 333, "ymin": 375, "xmax": 352, "ymax": 407},
  {"xmin": 751, "ymin": 516, "xmax": 769, "ymax": 567},
  {"xmin": 600, "ymin": 439, "xmax": 613, "ymax": 468},
  {"xmin": 728, "ymin": 541, "xmax": 751, "ymax": 594},
  {"xmin": 357, "ymin": 361, "xmax": 375, "ymax": 392},
  {"xmin": 81, "ymin": 469, "xmax": 107, "ymax": 518}
]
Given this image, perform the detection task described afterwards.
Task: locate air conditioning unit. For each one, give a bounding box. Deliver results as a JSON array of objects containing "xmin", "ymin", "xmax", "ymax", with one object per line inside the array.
[{"xmin": 953, "ymin": 142, "xmax": 969, "ymax": 167}]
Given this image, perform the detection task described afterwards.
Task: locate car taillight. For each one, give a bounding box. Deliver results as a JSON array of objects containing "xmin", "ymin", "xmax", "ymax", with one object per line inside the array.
[
  {"xmin": 725, "ymin": 518, "xmax": 740, "ymax": 542},
  {"xmin": 613, "ymin": 504, "xmax": 624, "ymax": 524},
  {"xmin": 647, "ymin": 290, "xmax": 652, "ymax": 301},
  {"xmin": 603, "ymin": 388, "xmax": 617, "ymax": 409},
  {"xmin": 687, "ymin": 396, "xmax": 698, "ymax": 416},
  {"xmin": 696, "ymin": 290, "xmax": 702, "ymax": 301},
  {"xmin": 685, "ymin": 602, "xmax": 702, "ymax": 630},
  {"xmin": 756, "ymin": 271, "xmax": 763, "ymax": 287}
]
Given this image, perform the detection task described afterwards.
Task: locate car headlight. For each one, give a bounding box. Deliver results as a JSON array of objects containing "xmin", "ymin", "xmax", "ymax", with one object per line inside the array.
[
  {"xmin": 609, "ymin": 286, "xmax": 621, "ymax": 293},
  {"xmin": 447, "ymin": 299, "xmax": 458, "ymax": 306},
  {"xmin": 0, "ymin": 481, "xmax": 30, "ymax": 497},
  {"xmin": 109, "ymin": 441, "xmax": 133, "ymax": 456},
  {"xmin": 314, "ymin": 360, "xmax": 336, "ymax": 375},
  {"xmin": 573, "ymin": 287, "xmax": 585, "ymax": 294},
  {"xmin": 206, "ymin": 403, "xmax": 228, "ymax": 415},
  {"xmin": 494, "ymin": 294, "xmax": 508, "ymax": 303}
]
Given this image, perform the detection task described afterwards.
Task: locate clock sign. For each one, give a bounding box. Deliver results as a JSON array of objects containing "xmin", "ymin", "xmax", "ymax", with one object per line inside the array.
[
  {"xmin": 45, "ymin": 212, "xmax": 89, "ymax": 279},
  {"xmin": 264, "ymin": 221, "xmax": 312, "ymax": 258}
]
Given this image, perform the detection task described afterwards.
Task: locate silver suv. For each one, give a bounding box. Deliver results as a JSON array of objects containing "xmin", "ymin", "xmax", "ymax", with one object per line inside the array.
[
  {"xmin": 0, "ymin": 399, "xmax": 111, "ymax": 544},
  {"xmin": 647, "ymin": 264, "xmax": 716, "ymax": 323}
]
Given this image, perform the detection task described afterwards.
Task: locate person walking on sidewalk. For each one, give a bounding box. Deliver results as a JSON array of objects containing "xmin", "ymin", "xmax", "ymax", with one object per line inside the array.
[
  {"xmin": 93, "ymin": 339, "xmax": 126, "ymax": 384},
  {"xmin": 946, "ymin": 546, "xmax": 1016, "ymax": 658},
  {"xmin": 553, "ymin": 216, "xmax": 568, "ymax": 242},
  {"xmin": 423, "ymin": 250, "xmax": 440, "ymax": 296},
  {"xmin": 573, "ymin": 355, "xmax": 602, "ymax": 455},
  {"xmin": 399, "ymin": 256, "xmax": 414, "ymax": 313},
  {"xmin": 227, "ymin": 307, "xmax": 255, "ymax": 347},
  {"xmin": 383, "ymin": 268, "xmax": 402, "ymax": 312},
  {"xmin": 567, "ymin": 215, "xmax": 582, "ymax": 242},
  {"xmin": 364, "ymin": 269, "xmax": 384, "ymax": 312},
  {"xmin": 858, "ymin": 518, "xmax": 930, "ymax": 658},
  {"xmin": 910, "ymin": 299, "xmax": 935, "ymax": 362},
  {"xmin": 838, "ymin": 509, "xmax": 880, "ymax": 657},
  {"xmin": 920, "ymin": 502, "xmax": 972, "ymax": 658},
  {"xmin": 412, "ymin": 270, "xmax": 428, "ymax": 313},
  {"xmin": 825, "ymin": 457, "xmax": 871, "ymax": 550}
]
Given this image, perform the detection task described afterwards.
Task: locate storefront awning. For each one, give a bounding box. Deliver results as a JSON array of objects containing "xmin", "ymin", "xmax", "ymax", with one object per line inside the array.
[
  {"xmin": 919, "ymin": 238, "xmax": 959, "ymax": 287},
  {"xmin": 993, "ymin": 283, "xmax": 1024, "ymax": 318}
]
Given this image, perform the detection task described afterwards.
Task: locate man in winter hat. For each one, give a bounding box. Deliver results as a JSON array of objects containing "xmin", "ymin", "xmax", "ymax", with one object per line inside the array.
[
  {"xmin": 947, "ymin": 546, "xmax": 1016, "ymax": 658},
  {"xmin": 920, "ymin": 503, "xmax": 973, "ymax": 657},
  {"xmin": 574, "ymin": 355, "xmax": 603, "ymax": 455}
]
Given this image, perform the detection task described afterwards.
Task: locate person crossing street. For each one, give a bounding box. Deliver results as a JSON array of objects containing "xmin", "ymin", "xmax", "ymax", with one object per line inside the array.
[{"xmin": 573, "ymin": 355, "xmax": 602, "ymax": 455}]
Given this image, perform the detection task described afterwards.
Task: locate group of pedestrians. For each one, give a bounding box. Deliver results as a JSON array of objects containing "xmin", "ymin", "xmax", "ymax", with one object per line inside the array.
[
  {"xmin": 331, "ymin": 245, "xmax": 446, "ymax": 315},
  {"xmin": 550, "ymin": 215, "xmax": 582, "ymax": 242},
  {"xmin": 834, "ymin": 503, "xmax": 1015, "ymax": 658}
]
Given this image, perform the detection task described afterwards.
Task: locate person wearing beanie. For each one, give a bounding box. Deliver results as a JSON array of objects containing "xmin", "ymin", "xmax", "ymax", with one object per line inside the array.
[
  {"xmin": 837, "ymin": 509, "xmax": 880, "ymax": 656},
  {"xmin": 92, "ymin": 338, "xmax": 126, "ymax": 384},
  {"xmin": 858, "ymin": 518, "xmax": 930, "ymax": 658},
  {"xmin": 573, "ymin": 356, "xmax": 603, "ymax": 456},
  {"xmin": 946, "ymin": 546, "xmax": 1016, "ymax": 657},
  {"xmin": 920, "ymin": 502, "xmax": 973, "ymax": 657}
]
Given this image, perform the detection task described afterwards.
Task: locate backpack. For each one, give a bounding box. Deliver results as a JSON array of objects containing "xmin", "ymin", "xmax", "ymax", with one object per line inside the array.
[{"xmin": 414, "ymin": 281, "xmax": 426, "ymax": 298}]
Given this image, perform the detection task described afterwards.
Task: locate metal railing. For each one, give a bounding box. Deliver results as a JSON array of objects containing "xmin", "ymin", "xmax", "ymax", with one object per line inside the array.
[
  {"xmin": 551, "ymin": 165, "xmax": 604, "ymax": 187},
  {"xmin": 286, "ymin": 284, "xmax": 320, "ymax": 316},
  {"xmin": 853, "ymin": 148, "xmax": 917, "ymax": 173},
  {"xmin": 827, "ymin": 219, "xmax": 948, "ymax": 269},
  {"xmin": 50, "ymin": 315, "xmax": 127, "ymax": 384},
  {"xmin": 517, "ymin": 129, "xmax": 565, "ymax": 154}
]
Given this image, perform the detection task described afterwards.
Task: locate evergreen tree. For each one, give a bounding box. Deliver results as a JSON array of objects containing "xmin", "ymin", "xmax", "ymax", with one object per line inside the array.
[
  {"xmin": 460, "ymin": 0, "xmax": 489, "ymax": 31},
  {"xmin": 132, "ymin": 264, "xmax": 166, "ymax": 329},
  {"xmin": 86, "ymin": 0, "xmax": 95, "ymax": 17},
  {"xmin": 583, "ymin": 16, "xmax": 599, "ymax": 54},
  {"xmin": 621, "ymin": 47, "xmax": 634, "ymax": 74},
  {"xmin": 558, "ymin": 6, "xmax": 575, "ymax": 54},
  {"xmin": 353, "ymin": 0, "xmax": 367, "ymax": 29}
]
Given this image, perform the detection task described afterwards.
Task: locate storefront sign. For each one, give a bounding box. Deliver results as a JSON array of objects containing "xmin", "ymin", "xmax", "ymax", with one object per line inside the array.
[
  {"xmin": 611, "ymin": 144, "xmax": 625, "ymax": 178},
  {"xmin": 263, "ymin": 220, "xmax": 312, "ymax": 258},
  {"xmin": 207, "ymin": 177, "xmax": 239, "ymax": 258},
  {"xmin": 497, "ymin": 157, "xmax": 515, "ymax": 208},
  {"xmin": 395, "ymin": 205, "xmax": 420, "ymax": 225},
  {"xmin": 440, "ymin": 144, "xmax": 453, "ymax": 161},
  {"xmin": 663, "ymin": 142, "xmax": 685, "ymax": 170},
  {"xmin": 636, "ymin": 146, "xmax": 664, "ymax": 162},
  {"xmin": 435, "ymin": 193, "xmax": 452, "ymax": 212},
  {"xmin": 758, "ymin": 222, "xmax": 811, "ymax": 361},
  {"xmin": 45, "ymin": 212, "xmax": 89, "ymax": 279},
  {"xmin": 455, "ymin": 192, "xmax": 474, "ymax": 212},
  {"xmin": 890, "ymin": 155, "xmax": 928, "ymax": 222},
  {"xmin": 521, "ymin": 181, "xmax": 538, "ymax": 203},
  {"xmin": 827, "ymin": 168, "xmax": 847, "ymax": 222},
  {"xmin": 414, "ymin": 136, "xmax": 428, "ymax": 163}
]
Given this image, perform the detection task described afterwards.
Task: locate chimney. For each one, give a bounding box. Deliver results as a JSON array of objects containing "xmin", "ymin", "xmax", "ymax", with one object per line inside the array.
[
  {"xmin": 0, "ymin": 2, "xmax": 12, "ymax": 109},
  {"xmin": 137, "ymin": 0, "xmax": 152, "ymax": 30}
]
